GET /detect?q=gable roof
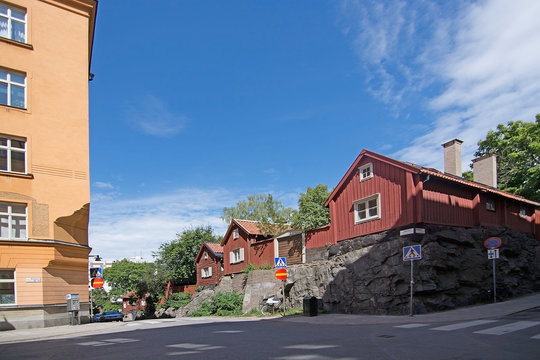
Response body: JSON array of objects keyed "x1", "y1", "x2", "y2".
[
  {"x1": 325, "y1": 149, "x2": 540, "y2": 208},
  {"x1": 325, "y1": 149, "x2": 419, "y2": 206},
  {"x1": 194, "y1": 242, "x2": 223, "y2": 264}
]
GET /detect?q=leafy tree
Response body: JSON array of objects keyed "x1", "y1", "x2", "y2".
[
  {"x1": 291, "y1": 184, "x2": 331, "y2": 231},
  {"x1": 102, "y1": 259, "x2": 155, "y2": 300},
  {"x1": 90, "y1": 288, "x2": 119, "y2": 313},
  {"x1": 191, "y1": 291, "x2": 243, "y2": 317},
  {"x1": 222, "y1": 194, "x2": 296, "y2": 236},
  {"x1": 155, "y1": 225, "x2": 221, "y2": 284},
  {"x1": 473, "y1": 114, "x2": 540, "y2": 202}
]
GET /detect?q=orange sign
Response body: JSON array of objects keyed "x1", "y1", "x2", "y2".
[
  {"x1": 275, "y1": 268, "x2": 287, "y2": 281},
  {"x1": 91, "y1": 277, "x2": 104, "y2": 288}
]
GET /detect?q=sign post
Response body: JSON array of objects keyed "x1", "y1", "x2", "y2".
[
  {"x1": 275, "y1": 259, "x2": 287, "y2": 315},
  {"x1": 484, "y1": 237, "x2": 502, "y2": 303},
  {"x1": 403, "y1": 245, "x2": 422, "y2": 316}
]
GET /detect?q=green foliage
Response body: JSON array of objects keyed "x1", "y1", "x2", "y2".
[
  {"x1": 241, "y1": 263, "x2": 273, "y2": 274},
  {"x1": 161, "y1": 292, "x2": 191, "y2": 309},
  {"x1": 191, "y1": 291, "x2": 243, "y2": 317},
  {"x1": 222, "y1": 194, "x2": 296, "y2": 236},
  {"x1": 462, "y1": 171, "x2": 473, "y2": 181},
  {"x1": 102, "y1": 259, "x2": 156, "y2": 299},
  {"x1": 90, "y1": 288, "x2": 119, "y2": 313},
  {"x1": 474, "y1": 114, "x2": 540, "y2": 202},
  {"x1": 291, "y1": 184, "x2": 331, "y2": 231},
  {"x1": 154, "y1": 225, "x2": 221, "y2": 284}
]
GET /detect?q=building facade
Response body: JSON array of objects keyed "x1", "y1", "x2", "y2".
[
  {"x1": 0, "y1": 0, "x2": 97, "y2": 329},
  {"x1": 194, "y1": 242, "x2": 223, "y2": 287}
]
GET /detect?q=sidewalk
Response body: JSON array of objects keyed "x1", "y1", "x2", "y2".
[{"x1": 1, "y1": 292, "x2": 539, "y2": 344}]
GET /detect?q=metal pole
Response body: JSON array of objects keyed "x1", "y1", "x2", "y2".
[
  {"x1": 409, "y1": 260, "x2": 414, "y2": 316},
  {"x1": 282, "y1": 280, "x2": 286, "y2": 316},
  {"x1": 492, "y1": 258, "x2": 497, "y2": 303}
]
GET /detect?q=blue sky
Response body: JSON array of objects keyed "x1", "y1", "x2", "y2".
[{"x1": 88, "y1": 0, "x2": 540, "y2": 260}]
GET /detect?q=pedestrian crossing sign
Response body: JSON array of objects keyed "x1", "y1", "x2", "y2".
[
  {"x1": 403, "y1": 245, "x2": 422, "y2": 261},
  {"x1": 275, "y1": 257, "x2": 287, "y2": 268}
]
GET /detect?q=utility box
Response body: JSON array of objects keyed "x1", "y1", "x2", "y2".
[
  {"x1": 303, "y1": 296, "x2": 318, "y2": 317},
  {"x1": 66, "y1": 294, "x2": 80, "y2": 311},
  {"x1": 66, "y1": 294, "x2": 80, "y2": 325}
]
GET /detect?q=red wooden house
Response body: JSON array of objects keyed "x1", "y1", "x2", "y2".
[
  {"x1": 194, "y1": 242, "x2": 224, "y2": 287},
  {"x1": 307, "y1": 140, "x2": 540, "y2": 249},
  {"x1": 221, "y1": 219, "x2": 275, "y2": 275}
]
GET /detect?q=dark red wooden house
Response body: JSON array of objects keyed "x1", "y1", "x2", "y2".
[
  {"x1": 194, "y1": 242, "x2": 224, "y2": 287},
  {"x1": 307, "y1": 140, "x2": 540, "y2": 249},
  {"x1": 221, "y1": 219, "x2": 275, "y2": 275}
]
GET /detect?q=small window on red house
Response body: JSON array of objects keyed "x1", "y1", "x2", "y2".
[
  {"x1": 359, "y1": 163, "x2": 373, "y2": 181},
  {"x1": 233, "y1": 228, "x2": 239, "y2": 239},
  {"x1": 486, "y1": 199, "x2": 495, "y2": 211}
]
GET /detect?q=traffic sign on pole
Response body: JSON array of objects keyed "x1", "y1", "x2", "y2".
[
  {"x1": 275, "y1": 257, "x2": 287, "y2": 268},
  {"x1": 488, "y1": 249, "x2": 500, "y2": 259},
  {"x1": 484, "y1": 237, "x2": 502, "y2": 249},
  {"x1": 403, "y1": 245, "x2": 422, "y2": 261},
  {"x1": 275, "y1": 268, "x2": 287, "y2": 281},
  {"x1": 91, "y1": 277, "x2": 104, "y2": 289}
]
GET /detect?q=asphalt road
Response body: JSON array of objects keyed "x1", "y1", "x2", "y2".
[{"x1": 1, "y1": 309, "x2": 539, "y2": 360}]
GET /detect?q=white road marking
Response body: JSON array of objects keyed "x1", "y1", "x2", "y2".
[
  {"x1": 431, "y1": 320, "x2": 498, "y2": 331},
  {"x1": 284, "y1": 344, "x2": 339, "y2": 350},
  {"x1": 473, "y1": 321, "x2": 540, "y2": 335},
  {"x1": 394, "y1": 323, "x2": 429, "y2": 328}
]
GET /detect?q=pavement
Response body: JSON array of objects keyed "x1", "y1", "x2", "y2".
[{"x1": 1, "y1": 292, "x2": 539, "y2": 344}]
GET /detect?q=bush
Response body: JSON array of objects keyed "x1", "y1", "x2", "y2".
[
  {"x1": 161, "y1": 292, "x2": 191, "y2": 309},
  {"x1": 242, "y1": 263, "x2": 273, "y2": 274},
  {"x1": 191, "y1": 291, "x2": 243, "y2": 317}
]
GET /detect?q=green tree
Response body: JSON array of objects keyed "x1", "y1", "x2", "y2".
[
  {"x1": 222, "y1": 194, "x2": 296, "y2": 236},
  {"x1": 474, "y1": 114, "x2": 540, "y2": 202},
  {"x1": 102, "y1": 259, "x2": 155, "y2": 300},
  {"x1": 155, "y1": 225, "x2": 221, "y2": 284},
  {"x1": 291, "y1": 184, "x2": 331, "y2": 231}
]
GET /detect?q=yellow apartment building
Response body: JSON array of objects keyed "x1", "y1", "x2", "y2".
[{"x1": 1, "y1": 0, "x2": 97, "y2": 329}]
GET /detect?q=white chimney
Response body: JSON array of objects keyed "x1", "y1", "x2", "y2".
[
  {"x1": 472, "y1": 154, "x2": 497, "y2": 188},
  {"x1": 442, "y1": 139, "x2": 463, "y2": 177}
]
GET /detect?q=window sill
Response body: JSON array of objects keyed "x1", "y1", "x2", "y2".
[
  {"x1": 0, "y1": 36, "x2": 33, "y2": 50},
  {"x1": 0, "y1": 171, "x2": 33, "y2": 179}
]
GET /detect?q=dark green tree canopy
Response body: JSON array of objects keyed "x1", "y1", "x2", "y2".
[
  {"x1": 291, "y1": 184, "x2": 331, "y2": 231},
  {"x1": 473, "y1": 114, "x2": 540, "y2": 202},
  {"x1": 222, "y1": 194, "x2": 296, "y2": 236},
  {"x1": 102, "y1": 259, "x2": 155, "y2": 298},
  {"x1": 154, "y1": 225, "x2": 221, "y2": 284}
]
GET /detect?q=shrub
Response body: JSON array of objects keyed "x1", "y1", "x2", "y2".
[
  {"x1": 191, "y1": 291, "x2": 243, "y2": 317},
  {"x1": 242, "y1": 263, "x2": 273, "y2": 274},
  {"x1": 161, "y1": 292, "x2": 191, "y2": 309}
]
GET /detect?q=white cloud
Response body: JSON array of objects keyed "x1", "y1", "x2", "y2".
[
  {"x1": 341, "y1": 0, "x2": 540, "y2": 170},
  {"x1": 93, "y1": 181, "x2": 114, "y2": 189},
  {"x1": 89, "y1": 187, "x2": 300, "y2": 261},
  {"x1": 126, "y1": 94, "x2": 187, "y2": 137}
]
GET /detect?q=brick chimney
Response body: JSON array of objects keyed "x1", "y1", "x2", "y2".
[
  {"x1": 442, "y1": 139, "x2": 463, "y2": 177},
  {"x1": 472, "y1": 154, "x2": 497, "y2": 188}
]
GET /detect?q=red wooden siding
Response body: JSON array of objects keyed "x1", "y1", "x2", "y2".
[
  {"x1": 249, "y1": 239, "x2": 275, "y2": 267},
  {"x1": 422, "y1": 179, "x2": 476, "y2": 227},
  {"x1": 195, "y1": 251, "x2": 223, "y2": 286},
  {"x1": 222, "y1": 229, "x2": 249, "y2": 275},
  {"x1": 330, "y1": 158, "x2": 416, "y2": 242},
  {"x1": 305, "y1": 225, "x2": 333, "y2": 249}
]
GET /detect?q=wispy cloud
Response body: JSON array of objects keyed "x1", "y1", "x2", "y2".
[
  {"x1": 126, "y1": 94, "x2": 188, "y2": 137},
  {"x1": 340, "y1": 0, "x2": 540, "y2": 170},
  {"x1": 89, "y1": 187, "x2": 300, "y2": 261},
  {"x1": 93, "y1": 181, "x2": 114, "y2": 190}
]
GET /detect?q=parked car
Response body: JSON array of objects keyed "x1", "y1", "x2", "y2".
[{"x1": 95, "y1": 311, "x2": 123, "y2": 322}]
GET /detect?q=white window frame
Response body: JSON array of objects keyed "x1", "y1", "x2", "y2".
[
  {"x1": 233, "y1": 228, "x2": 239, "y2": 239},
  {"x1": 0, "y1": 135, "x2": 26, "y2": 173},
  {"x1": 201, "y1": 267, "x2": 212, "y2": 278},
  {"x1": 486, "y1": 199, "x2": 495, "y2": 212},
  {"x1": 354, "y1": 193, "x2": 380, "y2": 224},
  {"x1": 229, "y1": 248, "x2": 244, "y2": 264},
  {"x1": 0, "y1": 269, "x2": 16, "y2": 305},
  {"x1": 0, "y1": 2, "x2": 26, "y2": 43},
  {"x1": 0, "y1": 68, "x2": 26, "y2": 108},
  {"x1": 203, "y1": 252, "x2": 208, "y2": 260},
  {"x1": 359, "y1": 163, "x2": 373, "y2": 181},
  {"x1": 519, "y1": 208, "x2": 527, "y2": 219},
  {"x1": 0, "y1": 202, "x2": 27, "y2": 240}
]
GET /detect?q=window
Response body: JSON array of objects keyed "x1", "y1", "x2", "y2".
[
  {"x1": 201, "y1": 267, "x2": 212, "y2": 278},
  {"x1": 0, "y1": 202, "x2": 27, "y2": 240},
  {"x1": 519, "y1": 208, "x2": 527, "y2": 219},
  {"x1": 354, "y1": 194, "x2": 380, "y2": 223},
  {"x1": 0, "y1": 135, "x2": 26, "y2": 173},
  {"x1": 229, "y1": 248, "x2": 244, "y2": 264},
  {"x1": 0, "y1": 3, "x2": 26, "y2": 43},
  {"x1": 0, "y1": 68, "x2": 26, "y2": 108},
  {"x1": 486, "y1": 199, "x2": 495, "y2": 211},
  {"x1": 203, "y1": 252, "x2": 208, "y2": 260},
  {"x1": 233, "y1": 228, "x2": 239, "y2": 239},
  {"x1": 359, "y1": 163, "x2": 373, "y2": 181},
  {"x1": 0, "y1": 269, "x2": 15, "y2": 304}
]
